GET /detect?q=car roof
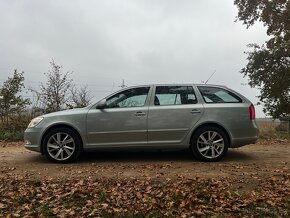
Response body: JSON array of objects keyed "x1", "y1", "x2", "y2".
[{"x1": 126, "y1": 84, "x2": 228, "y2": 88}]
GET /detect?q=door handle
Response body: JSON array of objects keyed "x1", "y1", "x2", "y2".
[
  {"x1": 190, "y1": 109, "x2": 201, "y2": 114},
  {"x1": 135, "y1": 111, "x2": 146, "y2": 116}
]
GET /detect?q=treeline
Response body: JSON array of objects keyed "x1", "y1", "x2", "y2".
[{"x1": 0, "y1": 60, "x2": 92, "y2": 140}]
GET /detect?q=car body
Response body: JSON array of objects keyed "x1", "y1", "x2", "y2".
[{"x1": 24, "y1": 84, "x2": 259, "y2": 163}]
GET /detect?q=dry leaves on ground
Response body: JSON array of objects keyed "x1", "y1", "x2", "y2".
[{"x1": 0, "y1": 170, "x2": 289, "y2": 217}]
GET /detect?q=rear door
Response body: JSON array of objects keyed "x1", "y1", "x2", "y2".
[{"x1": 147, "y1": 85, "x2": 204, "y2": 144}]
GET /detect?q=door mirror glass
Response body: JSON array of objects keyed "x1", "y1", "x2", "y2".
[{"x1": 96, "y1": 99, "x2": 107, "y2": 109}]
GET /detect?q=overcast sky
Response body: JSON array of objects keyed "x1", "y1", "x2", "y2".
[{"x1": 0, "y1": 0, "x2": 269, "y2": 117}]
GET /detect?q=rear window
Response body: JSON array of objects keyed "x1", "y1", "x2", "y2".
[{"x1": 197, "y1": 86, "x2": 242, "y2": 103}]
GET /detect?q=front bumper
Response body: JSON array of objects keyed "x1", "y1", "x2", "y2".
[
  {"x1": 24, "y1": 127, "x2": 42, "y2": 153},
  {"x1": 24, "y1": 143, "x2": 41, "y2": 152}
]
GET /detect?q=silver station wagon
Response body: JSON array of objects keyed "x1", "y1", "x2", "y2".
[{"x1": 24, "y1": 84, "x2": 259, "y2": 163}]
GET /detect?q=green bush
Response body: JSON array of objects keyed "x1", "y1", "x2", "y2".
[{"x1": 0, "y1": 129, "x2": 24, "y2": 141}]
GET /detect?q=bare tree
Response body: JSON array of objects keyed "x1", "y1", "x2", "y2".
[
  {"x1": 68, "y1": 85, "x2": 92, "y2": 108},
  {"x1": 27, "y1": 91, "x2": 45, "y2": 118},
  {"x1": 32, "y1": 60, "x2": 73, "y2": 113}
]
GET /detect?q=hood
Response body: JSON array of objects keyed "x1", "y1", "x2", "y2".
[{"x1": 41, "y1": 107, "x2": 88, "y2": 118}]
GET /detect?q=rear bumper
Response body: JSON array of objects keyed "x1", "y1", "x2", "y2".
[
  {"x1": 230, "y1": 127, "x2": 259, "y2": 148},
  {"x1": 231, "y1": 136, "x2": 259, "y2": 148}
]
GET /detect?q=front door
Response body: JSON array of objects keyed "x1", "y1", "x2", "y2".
[{"x1": 86, "y1": 86, "x2": 151, "y2": 146}]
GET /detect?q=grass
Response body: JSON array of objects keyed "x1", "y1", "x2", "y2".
[
  {"x1": 41, "y1": 204, "x2": 54, "y2": 217},
  {"x1": 257, "y1": 120, "x2": 289, "y2": 140},
  {"x1": 98, "y1": 193, "x2": 108, "y2": 203},
  {"x1": 239, "y1": 202, "x2": 283, "y2": 217}
]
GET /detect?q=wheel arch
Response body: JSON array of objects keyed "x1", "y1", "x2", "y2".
[
  {"x1": 189, "y1": 122, "x2": 232, "y2": 147},
  {"x1": 40, "y1": 123, "x2": 84, "y2": 155}
]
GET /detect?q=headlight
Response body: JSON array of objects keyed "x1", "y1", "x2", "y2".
[{"x1": 27, "y1": 117, "x2": 44, "y2": 128}]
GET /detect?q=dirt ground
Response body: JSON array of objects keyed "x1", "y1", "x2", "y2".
[
  {"x1": 1, "y1": 140, "x2": 289, "y2": 190},
  {"x1": 0, "y1": 140, "x2": 289, "y2": 217}
]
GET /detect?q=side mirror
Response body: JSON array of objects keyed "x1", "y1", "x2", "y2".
[{"x1": 96, "y1": 99, "x2": 107, "y2": 109}]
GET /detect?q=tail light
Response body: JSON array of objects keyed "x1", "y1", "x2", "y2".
[{"x1": 249, "y1": 104, "x2": 255, "y2": 120}]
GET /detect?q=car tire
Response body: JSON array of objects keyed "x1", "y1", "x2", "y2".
[
  {"x1": 43, "y1": 127, "x2": 82, "y2": 163},
  {"x1": 190, "y1": 126, "x2": 228, "y2": 162}
]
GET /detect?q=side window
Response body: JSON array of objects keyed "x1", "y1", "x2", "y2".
[
  {"x1": 155, "y1": 86, "x2": 197, "y2": 106},
  {"x1": 106, "y1": 87, "x2": 150, "y2": 108},
  {"x1": 197, "y1": 86, "x2": 242, "y2": 103}
]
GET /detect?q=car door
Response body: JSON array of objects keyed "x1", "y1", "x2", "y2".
[
  {"x1": 86, "y1": 86, "x2": 152, "y2": 146},
  {"x1": 147, "y1": 85, "x2": 204, "y2": 144}
]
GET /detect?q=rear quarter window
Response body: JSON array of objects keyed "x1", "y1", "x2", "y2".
[{"x1": 197, "y1": 86, "x2": 242, "y2": 103}]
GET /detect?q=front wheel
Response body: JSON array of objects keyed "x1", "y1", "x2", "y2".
[
  {"x1": 43, "y1": 128, "x2": 82, "y2": 163},
  {"x1": 190, "y1": 126, "x2": 228, "y2": 162}
]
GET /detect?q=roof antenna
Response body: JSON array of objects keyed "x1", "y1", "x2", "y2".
[
  {"x1": 110, "y1": 82, "x2": 115, "y2": 93},
  {"x1": 119, "y1": 79, "x2": 126, "y2": 88},
  {"x1": 203, "y1": 70, "x2": 216, "y2": 84}
]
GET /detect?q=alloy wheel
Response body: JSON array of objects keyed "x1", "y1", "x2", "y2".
[
  {"x1": 196, "y1": 131, "x2": 225, "y2": 159},
  {"x1": 47, "y1": 132, "x2": 75, "y2": 161}
]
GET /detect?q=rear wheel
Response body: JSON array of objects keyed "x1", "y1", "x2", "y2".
[
  {"x1": 190, "y1": 126, "x2": 228, "y2": 162},
  {"x1": 43, "y1": 128, "x2": 82, "y2": 163}
]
